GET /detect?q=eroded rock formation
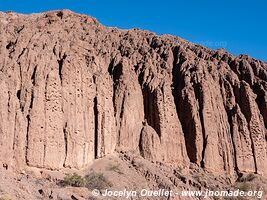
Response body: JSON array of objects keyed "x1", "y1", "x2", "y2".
[{"x1": 0, "y1": 10, "x2": 266, "y2": 177}]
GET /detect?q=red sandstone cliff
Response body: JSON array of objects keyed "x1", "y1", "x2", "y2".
[{"x1": 0, "y1": 10, "x2": 266, "y2": 178}]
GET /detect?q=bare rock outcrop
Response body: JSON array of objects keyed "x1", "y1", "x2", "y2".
[
  {"x1": 0, "y1": 10, "x2": 266, "y2": 178},
  {"x1": 139, "y1": 122, "x2": 163, "y2": 162}
]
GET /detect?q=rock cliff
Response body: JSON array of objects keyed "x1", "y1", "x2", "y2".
[{"x1": 0, "y1": 10, "x2": 266, "y2": 178}]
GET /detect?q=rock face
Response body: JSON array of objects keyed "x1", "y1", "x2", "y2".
[{"x1": 0, "y1": 10, "x2": 266, "y2": 177}]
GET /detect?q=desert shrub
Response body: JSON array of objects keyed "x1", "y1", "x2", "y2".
[
  {"x1": 88, "y1": 197, "x2": 97, "y2": 200},
  {"x1": 63, "y1": 173, "x2": 85, "y2": 187},
  {"x1": 0, "y1": 194, "x2": 12, "y2": 200},
  {"x1": 238, "y1": 173, "x2": 257, "y2": 182},
  {"x1": 176, "y1": 166, "x2": 183, "y2": 173},
  {"x1": 85, "y1": 172, "x2": 112, "y2": 190},
  {"x1": 107, "y1": 164, "x2": 123, "y2": 174},
  {"x1": 236, "y1": 182, "x2": 252, "y2": 192}
]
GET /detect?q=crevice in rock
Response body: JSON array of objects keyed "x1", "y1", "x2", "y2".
[
  {"x1": 100, "y1": 114, "x2": 105, "y2": 157},
  {"x1": 142, "y1": 85, "x2": 161, "y2": 137},
  {"x1": 108, "y1": 59, "x2": 117, "y2": 118},
  {"x1": 107, "y1": 58, "x2": 115, "y2": 76},
  {"x1": 137, "y1": 68, "x2": 145, "y2": 86},
  {"x1": 26, "y1": 86, "x2": 35, "y2": 164},
  {"x1": 109, "y1": 62, "x2": 123, "y2": 82},
  {"x1": 226, "y1": 107, "x2": 238, "y2": 172},
  {"x1": 52, "y1": 44, "x2": 57, "y2": 56},
  {"x1": 57, "y1": 54, "x2": 67, "y2": 84},
  {"x1": 38, "y1": 189, "x2": 44, "y2": 196},
  {"x1": 108, "y1": 62, "x2": 122, "y2": 105},
  {"x1": 17, "y1": 48, "x2": 26, "y2": 60},
  {"x1": 138, "y1": 126, "x2": 145, "y2": 157},
  {"x1": 7, "y1": 91, "x2": 11, "y2": 112},
  {"x1": 16, "y1": 90, "x2": 21, "y2": 100},
  {"x1": 192, "y1": 83, "x2": 206, "y2": 168},
  {"x1": 92, "y1": 75, "x2": 96, "y2": 85},
  {"x1": 71, "y1": 195, "x2": 78, "y2": 200},
  {"x1": 119, "y1": 93, "x2": 126, "y2": 120},
  {"x1": 115, "y1": 91, "x2": 126, "y2": 147},
  {"x1": 25, "y1": 114, "x2": 30, "y2": 164},
  {"x1": 56, "y1": 11, "x2": 64, "y2": 19},
  {"x1": 31, "y1": 65, "x2": 37, "y2": 85},
  {"x1": 29, "y1": 90, "x2": 34, "y2": 109},
  {"x1": 6, "y1": 40, "x2": 17, "y2": 57},
  {"x1": 3, "y1": 163, "x2": 8, "y2": 170},
  {"x1": 178, "y1": 94, "x2": 198, "y2": 163},
  {"x1": 63, "y1": 122, "x2": 68, "y2": 167},
  {"x1": 137, "y1": 62, "x2": 162, "y2": 137},
  {"x1": 108, "y1": 61, "x2": 123, "y2": 143},
  {"x1": 16, "y1": 25, "x2": 25, "y2": 34},
  {"x1": 137, "y1": 63, "x2": 161, "y2": 137},
  {"x1": 6, "y1": 41, "x2": 14, "y2": 50},
  {"x1": 171, "y1": 46, "x2": 182, "y2": 107},
  {"x1": 93, "y1": 96, "x2": 98, "y2": 159},
  {"x1": 12, "y1": 112, "x2": 17, "y2": 151},
  {"x1": 42, "y1": 75, "x2": 49, "y2": 168},
  {"x1": 16, "y1": 61, "x2": 24, "y2": 112}
]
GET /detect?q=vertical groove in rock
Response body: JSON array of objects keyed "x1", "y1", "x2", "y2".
[
  {"x1": 238, "y1": 84, "x2": 257, "y2": 172},
  {"x1": 57, "y1": 53, "x2": 67, "y2": 84},
  {"x1": 108, "y1": 62, "x2": 123, "y2": 146},
  {"x1": 171, "y1": 47, "x2": 194, "y2": 162},
  {"x1": 93, "y1": 96, "x2": 98, "y2": 159},
  {"x1": 171, "y1": 46, "x2": 181, "y2": 120},
  {"x1": 142, "y1": 86, "x2": 161, "y2": 137},
  {"x1": 192, "y1": 83, "x2": 206, "y2": 168},
  {"x1": 25, "y1": 114, "x2": 30, "y2": 164},
  {"x1": 63, "y1": 122, "x2": 68, "y2": 167},
  {"x1": 226, "y1": 107, "x2": 238, "y2": 172},
  {"x1": 108, "y1": 58, "x2": 117, "y2": 118},
  {"x1": 220, "y1": 76, "x2": 239, "y2": 173},
  {"x1": 31, "y1": 65, "x2": 37, "y2": 85},
  {"x1": 17, "y1": 48, "x2": 26, "y2": 60},
  {"x1": 118, "y1": 92, "x2": 126, "y2": 143}
]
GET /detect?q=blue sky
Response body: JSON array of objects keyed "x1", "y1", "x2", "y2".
[{"x1": 1, "y1": 0, "x2": 266, "y2": 61}]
